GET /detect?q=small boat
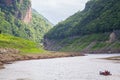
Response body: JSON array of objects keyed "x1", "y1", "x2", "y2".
[{"x1": 99, "y1": 70, "x2": 112, "y2": 76}]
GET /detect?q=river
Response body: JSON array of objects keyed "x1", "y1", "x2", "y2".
[{"x1": 0, "y1": 54, "x2": 120, "y2": 80}]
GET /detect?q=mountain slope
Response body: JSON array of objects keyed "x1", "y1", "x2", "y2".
[
  {"x1": 28, "y1": 9, "x2": 53, "y2": 42},
  {"x1": 0, "y1": 0, "x2": 52, "y2": 42},
  {"x1": 0, "y1": 34, "x2": 46, "y2": 53},
  {"x1": 44, "y1": 0, "x2": 120, "y2": 53},
  {"x1": 45, "y1": 0, "x2": 120, "y2": 39}
]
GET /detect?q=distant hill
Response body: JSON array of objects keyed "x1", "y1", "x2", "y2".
[
  {"x1": 44, "y1": 0, "x2": 120, "y2": 53},
  {"x1": 0, "y1": 0, "x2": 52, "y2": 42}
]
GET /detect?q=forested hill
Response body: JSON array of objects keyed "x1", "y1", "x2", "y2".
[
  {"x1": 29, "y1": 9, "x2": 53, "y2": 42},
  {"x1": 44, "y1": 0, "x2": 120, "y2": 52},
  {"x1": 0, "y1": 0, "x2": 52, "y2": 42}
]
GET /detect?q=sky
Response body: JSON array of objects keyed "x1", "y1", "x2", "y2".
[{"x1": 31, "y1": 0, "x2": 89, "y2": 25}]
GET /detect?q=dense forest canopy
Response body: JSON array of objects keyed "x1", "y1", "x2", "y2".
[{"x1": 45, "y1": 0, "x2": 120, "y2": 40}]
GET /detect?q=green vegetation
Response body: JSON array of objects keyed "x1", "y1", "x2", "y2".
[
  {"x1": 0, "y1": 34, "x2": 46, "y2": 54},
  {"x1": 45, "y1": 0, "x2": 120, "y2": 39},
  {"x1": 0, "y1": 0, "x2": 52, "y2": 42},
  {"x1": 59, "y1": 33, "x2": 108, "y2": 51},
  {"x1": 112, "y1": 41, "x2": 120, "y2": 49},
  {"x1": 29, "y1": 9, "x2": 53, "y2": 42},
  {"x1": 44, "y1": 0, "x2": 120, "y2": 52},
  {"x1": 59, "y1": 33, "x2": 120, "y2": 52},
  {"x1": 0, "y1": 0, "x2": 31, "y2": 20}
]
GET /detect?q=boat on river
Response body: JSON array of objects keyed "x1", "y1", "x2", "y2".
[{"x1": 99, "y1": 70, "x2": 112, "y2": 76}]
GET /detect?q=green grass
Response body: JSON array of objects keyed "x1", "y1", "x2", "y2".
[
  {"x1": 59, "y1": 33, "x2": 118, "y2": 52},
  {"x1": 0, "y1": 34, "x2": 46, "y2": 54},
  {"x1": 112, "y1": 41, "x2": 120, "y2": 49},
  {"x1": 91, "y1": 42, "x2": 109, "y2": 50}
]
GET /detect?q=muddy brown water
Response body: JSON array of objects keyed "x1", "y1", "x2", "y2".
[{"x1": 0, "y1": 54, "x2": 120, "y2": 80}]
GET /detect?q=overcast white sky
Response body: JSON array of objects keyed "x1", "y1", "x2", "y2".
[{"x1": 31, "y1": 0, "x2": 89, "y2": 25}]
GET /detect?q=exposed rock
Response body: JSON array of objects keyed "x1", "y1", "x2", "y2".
[
  {"x1": 0, "y1": 48, "x2": 20, "y2": 54},
  {"x1": 44, "y1": 38, "x2": 62, "y2": 51},
  {"x1": 107, "y1": 30, "x2": 120, "y2": 43},
  {"x1": 0, "y1": 0, "x2": 32, "y2": 24},
  {"x1": 23, "y1": 7, "x2": 32, "y2": 23},
  {"x1": 109, "y1": 32, "x2": 116, "y2": 43}
]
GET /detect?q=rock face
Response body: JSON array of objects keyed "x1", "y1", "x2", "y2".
[
  {"x1": 108, "y1": 30, "x2": 120, "y2": 43},
  {"x1": 109, "y1": 32, "x2": 116, "y2": 43},
  {"x1": 0, "y1": 48, "x2": 20, "y2": 54},
  {"x1": 0, "y1": 0, "x2": 32, "y2": 23},
  {"x1": 23, "y1": 7, "x2": 32, "y2": 23}
]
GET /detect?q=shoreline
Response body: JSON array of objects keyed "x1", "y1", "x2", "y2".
[
  {"x1": 0, "y1": 52, "x2": 84, "y2": 69},
  {"x1": 104, "y1": 56, "x2": 120, "y2": 61},
  {"x1": 1, "y1": 52, "x2": 119, "y2": 69}
]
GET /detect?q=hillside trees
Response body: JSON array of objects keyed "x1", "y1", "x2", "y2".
[
  {"x1": 45, "y1": 0, "x2": 120, "y2": 40},
  {"x1": 0, "y1": 0, "x2": 52, "y2": 42}
]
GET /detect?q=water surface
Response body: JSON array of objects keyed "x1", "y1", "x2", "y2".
[{"x1": 0, "y1": 54, "x2": 120, "y2": 80}]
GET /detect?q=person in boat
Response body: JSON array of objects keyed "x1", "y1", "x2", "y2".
[{"x1": 99, "y1": 70, "x2": 112, "y2": 75}]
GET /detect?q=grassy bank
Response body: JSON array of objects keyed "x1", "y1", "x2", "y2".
[{"x1": 0, "y1": 34, "x2": 46, "y2": 54}]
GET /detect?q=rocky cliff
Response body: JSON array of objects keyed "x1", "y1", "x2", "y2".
[
  {"x1": 23, "y1": 7, "x2": 32, "y2": 23},
  {"x1": 0, "y1": 0, "x2": 32, "y2": 23}
]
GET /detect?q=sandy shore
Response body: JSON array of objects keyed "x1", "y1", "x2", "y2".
[
  {"x1": 104, "y1": 56, "x2": 120, "y2": 61},
  {"x1": 0, "y1": 52, "x2": 84, "y2": 69}
]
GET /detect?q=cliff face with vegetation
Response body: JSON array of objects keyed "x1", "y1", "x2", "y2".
[
  {"x1": 0, "y1": 0, "x2": 32, "y2": 23},
  {"x1": 0, "y1": 0, "x2": 52, "y2": 42},
  {"x1": 44, "y1": 0, "x2": 120, "y2": 53}
]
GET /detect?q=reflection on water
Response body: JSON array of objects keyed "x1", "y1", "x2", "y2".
[{"x1": 0, "y1": 54, "x2": 120, "y2": 80}]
